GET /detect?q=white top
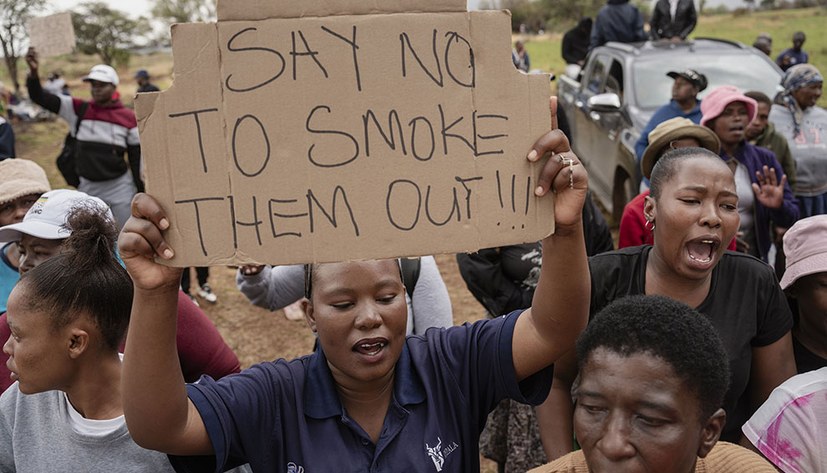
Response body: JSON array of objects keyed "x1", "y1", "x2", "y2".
[
  {"x1": 742, "y1": 367, "x2": 827, "y2": 473},
  {"x1": 734, "y1": 162, "x2": 758, "y2": 256},
  {"x1": 669, "y1": 0, "x2": 680, "y2": 20},
  {"x1": 64, "y1": 392, "x2": 124, "y2": 437}
]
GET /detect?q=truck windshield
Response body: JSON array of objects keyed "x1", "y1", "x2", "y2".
[{"x1": 633, "y1": 54, "x2": 781, "y2": 109}]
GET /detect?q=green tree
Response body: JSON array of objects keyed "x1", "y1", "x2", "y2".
[
  {"x1": 152, "y1": 0, "x2": 216, "y2": 24},
  {"x1": 72, "y1": 2, "x2": 149, "y2": 67},
  {"x1": 0, "y1": 0, "x2": 46, "y2": 94}
]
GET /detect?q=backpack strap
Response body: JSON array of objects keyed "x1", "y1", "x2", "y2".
[
  {"x1": 74, "y1": 102, "x2": 90, "y2": 136},
  {"x1": 400, "y1": 257, "x2": 421, "y2": 300}
]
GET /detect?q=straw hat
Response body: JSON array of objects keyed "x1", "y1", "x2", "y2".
[
  {"x1": 0, "y1": 159, "x2": 51, "y2": 205},
  {"x1": 641, "y1": 117, "x2": 721, "y2": 180}
]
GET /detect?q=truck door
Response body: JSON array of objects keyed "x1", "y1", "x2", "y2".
[{"x1": 572, "y1": 54, "x2": 625, "y2": 206}]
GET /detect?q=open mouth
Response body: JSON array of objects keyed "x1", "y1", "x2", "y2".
[
  {"x1": 686, "y1": 239, "x2": 719, "y2": 264},
  {"x1": 353, "y1": 339, "x2": 387, "y2": 356}
]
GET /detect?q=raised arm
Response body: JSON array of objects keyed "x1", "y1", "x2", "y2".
[
  {"x1": 119, "y1": 193, "x2": 212, "y2": 455},
  {"x1": 511, "y1": 98, "x2": 590, "y2": 381},
  {"x1": 236, "y1": 264, "x2": 305, "y2": 311},
  {"x1": 24, "y1": 48, "x2": 61, "y2": 114}
]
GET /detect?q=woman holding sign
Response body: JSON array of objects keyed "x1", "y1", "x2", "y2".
[{"x1": 118, "y1": 102, "x2": 589, "y2": 472}]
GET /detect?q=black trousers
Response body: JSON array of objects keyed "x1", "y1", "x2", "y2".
[{"x1": 181, "y1": 267, "x2": 209, "y2": 293}]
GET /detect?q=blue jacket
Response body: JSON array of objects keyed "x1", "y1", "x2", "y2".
[
  {"x1": 729, "y1": 142, "x2": 799, "y2": 262},
  {"x1": 635, "y1": 99, "x2": 703, "y2": 161},
  {"x1": 590, "y1": 0, "x2": 647, "y2": 50}
]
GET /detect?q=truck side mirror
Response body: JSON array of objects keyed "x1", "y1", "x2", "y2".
[{"x1": 587, "y1": 93, "x2": 621, "y2": 113}]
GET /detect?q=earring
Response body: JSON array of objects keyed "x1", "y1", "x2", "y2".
[{"x1": 645, "y1": 218, "x2": 655, "y2": 231}]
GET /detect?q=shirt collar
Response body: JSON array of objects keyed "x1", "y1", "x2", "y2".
[
  {"x1": 669, "y1": 99, "x2": 701, "y2": 115},
  {"x1": 303, "y1": 342, "x2": 426, "y2": 419}
]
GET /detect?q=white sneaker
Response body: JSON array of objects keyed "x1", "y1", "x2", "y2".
[
  {"x1": 186, "y1": 294, "x2": 200, "y2": 307},
  {"x1": 197, "y1": 284, "x2": 218, "y2": 303}
]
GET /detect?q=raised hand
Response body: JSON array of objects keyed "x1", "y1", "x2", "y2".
[
  {"x1": 25, "y1": 47, "x2": 39, "y2": 73},
  {"x1": 240, "y1": 264, "x2": 266, "y2": 276},
  {"x1": 527, "y1": 97, "x2": 588, "y2": 233},
  {"x1": 752, "y1": 165, "x2": 786, "y2": 209},
  {"x1": 118, "y1": 193, "x2": 183, "y2": 291}
]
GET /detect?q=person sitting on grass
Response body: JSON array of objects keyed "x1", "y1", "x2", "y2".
[{"x1": 529, "y1": 295, "x2": 777, "y2": 473}]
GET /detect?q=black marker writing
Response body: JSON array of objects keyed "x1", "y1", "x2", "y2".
[
  {"x1": 228, "y1": 194, "x2": 263, "y2": 249},
  {"x1": 225, "y1": 27, "x2": 286, "y2": 92},
  {"x1": 232, "y1": 114, "x2": 271, "y2": 177},
  {"x1": 175, "y1": 197, "x2": 225, "y2": 256},
  {"x1": 306, "y1": 105, "x2": 360, "y2": 168},
  {"x1": 321, "y1": 25, "x2": 362, "y2": 92},
  {"x1": 306, "y1": 186, "x2": 360, "y2": 236},
  {"x1": 168, "y1": 108, "x2": 219, "y2": 173},
  {"x1": 291, "y1": 30, "x2": 329, "y2": 81}
]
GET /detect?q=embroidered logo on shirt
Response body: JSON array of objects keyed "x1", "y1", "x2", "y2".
[
  {"x1": 425, "y1": 438, "x2": 444, "y2": 471},
  {"x1": 425, "y1": 437, "x2": 459, "y2": 471},
  {"x1": 286, "y1": 462, "x2": 304, "y2": 473}
]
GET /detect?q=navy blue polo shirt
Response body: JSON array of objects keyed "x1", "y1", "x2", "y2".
[{"x1": 169, "y1": 310, "x2": 553, "y2": 472}]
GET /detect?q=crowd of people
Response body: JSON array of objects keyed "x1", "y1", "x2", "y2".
[{"x1": 0, "y1": 8, "x2": 824, "y2": 473}]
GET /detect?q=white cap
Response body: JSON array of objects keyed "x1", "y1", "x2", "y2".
[
  {"x1": 0, "y1": 189, "x2": 113, "y2": 242},
  {"x1": 82, "y1": 64, "x2": 119, "y2": 86}
]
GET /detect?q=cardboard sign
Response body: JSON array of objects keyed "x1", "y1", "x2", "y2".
[
  {"x1": 27, "y1": 12, "x2": 76, "y2": 58},
  {"x1": 136, "y1": 0, "x2": 553, "y2": 266}
]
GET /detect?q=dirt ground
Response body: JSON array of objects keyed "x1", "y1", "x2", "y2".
[{"x1": 15, "y1": 119, "x2": 499, "y2": 470}]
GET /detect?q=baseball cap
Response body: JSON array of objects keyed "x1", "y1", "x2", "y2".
[
  {"x1": 0, "y1": 159, "x2": 51, "y2": 205},
  {"x1": 779, "y1": 215, "x2": 827, "y2": 290},
  {"x1": 134, "y1": 69, "x2": 150, "y2": 79},
  {"x1": 0, "y1": 189, "x2": 112, "y2": 243},
  {"x1": 83, "y1": 64, "x2": 119, "y2": 86},
  {"x1": 667, "y1": 69, "x2": 708, "y2": 92}
]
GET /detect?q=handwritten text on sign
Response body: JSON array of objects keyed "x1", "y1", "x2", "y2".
[{"x1": 136, "y1": 10, "x2": 552, "y2": 265}]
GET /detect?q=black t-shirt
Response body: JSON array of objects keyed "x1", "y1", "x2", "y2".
[
  {"x1": 793, "y1": 336, "x2": 827, "y2": 374},
  {"x1": 589, "y1": 246, "x2": 793, "y2": 442}
]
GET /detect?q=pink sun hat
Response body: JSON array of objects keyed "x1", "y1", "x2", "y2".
[
  {"x1": 779, "y1": 215, "x2": 827, "y2": 290},
  {"x1": 700, "y1": 85, "x2": 757, "y2": 128}
]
